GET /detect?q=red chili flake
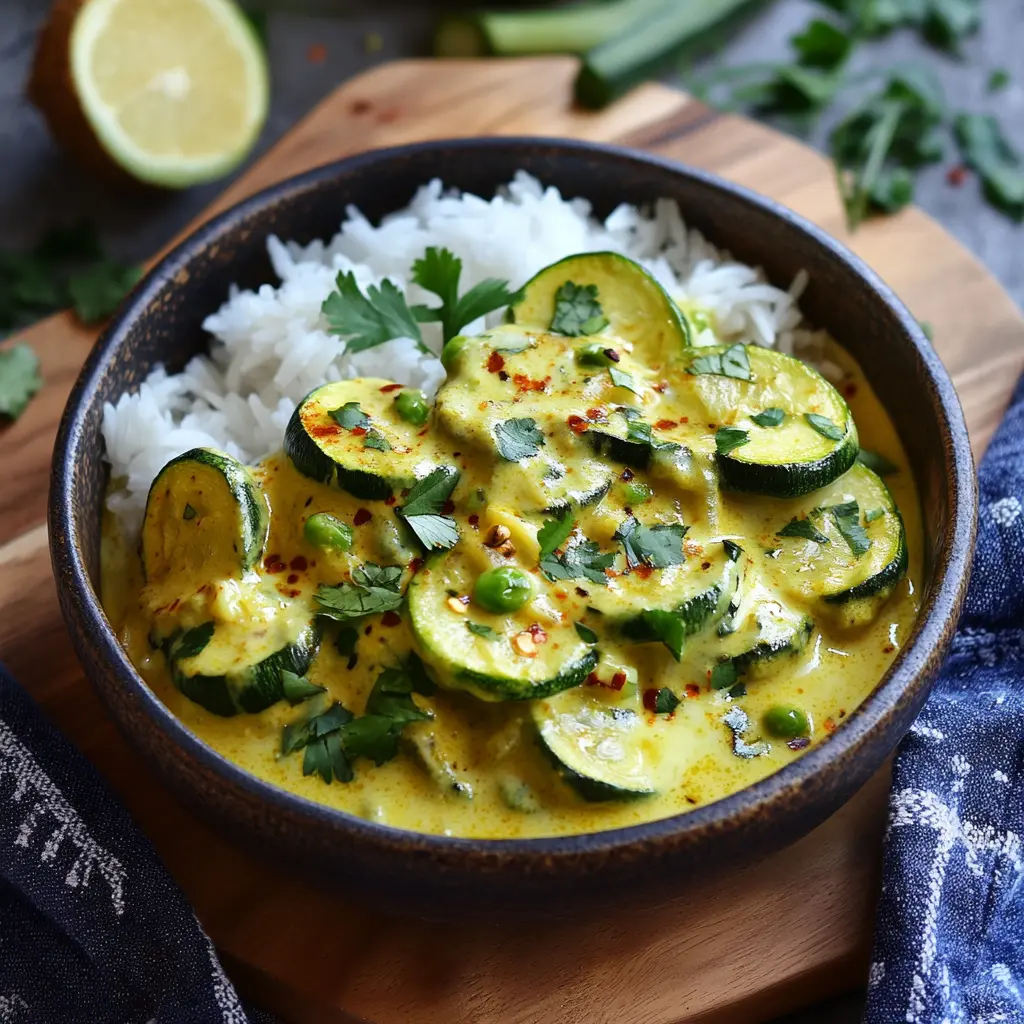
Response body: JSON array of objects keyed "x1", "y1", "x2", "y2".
[
  {"x1": 498, "y1": 371, "x2": 510, "y2": 382},
  {"x1": 381, "y1": 610, "x2": 402, "y2": 627},
  {"x1": 384, "y1": 495, "x2": 397, "y2": 506},
  {"x1": 685, "y1": 796, "x2": 698, "y2": 805},
  {"x1": 708, "y1": 423, "x2": 717, "y2": 430},
  {"x1": 307, "y1": 43, "x2": 327, "y2": 64},
  {"x1": 585, "y1": 672, "x2": 602, "y2": 687},
  {"x1": 610, "y1": 672, "x2": 627, "y2": 691},
  {"x1": 947, "y1": 164, "x2": 968, "y2": 187},
  {"x1": 487, "y1": 352, "x2": 505, "y2": 373},
  {"x1": 290, "y1": 555, "x2": 308, "y2": 572},
  {"x1": 843, "y1": 381, "x2": 858, "y2": 399},
  {"x1": 824, "y1": 717, "x2": 836, "y2": 733},
  {"x1": 642, "y1": 689, "x2": 660, "y2": 712},
  {"x1": 554, "y1": 590, "x2": 567, "y2": 601},
  {"x1": 513, "y1": 373, "x2": 548, "y2": 392},
  {"x1": 575, "y1": 586, "x2": 589, "y2": 598},
  {"x1": 655, "y1": 419, "x2": 677, "y2": 430},
  {"x1": 567, "y1": 414, "x2": 589, "y2": 434},
  {"x1": 263, "y1": 553, "x2": 287, "y2": 573},
  {"x1": 287, "y1": 573, "x2": 299, "y2": 584},
  {"x1": 304, "y1": 496, "x2": 313, "y2": 508},
  {"x1": 409, "y1": 557, "x2": 423, "y2": 574},
  {"x1": 468, "y1": 514, "x2": 480, "y2": 527},
  {"x1": 701, "y1": 561, "x2": 711, "y2": 571},
  {"x1": 364, "y1": 625, "x2": 373, "y2": 636},
  {"x1": 353, "y1": 508, "x2": 372, "y2": 526},
  {"x1": 883, "y1": 643, "x2": 896, "y2": 654},
  {"x1": 621, "y1": 468, "x2": 635, "y2": 481},
  {"x1": 418, "y1": 429, "x2": 429, "y2": 437},
  {"x1": 310, "y1": 424, "x2": 341, "y2": 438},
  {"x1": 838, "y1": 709, "x2": 847, "y2": 719},
  {"x1": 453, "y1": 452, "x2": 461, "y2": 458},
  {"x1": 586, "y1": 407, "x2": 607, "y2": 422},
  {"x1": 679, "y1": 416, "x2": 689, "y2": 424},
  {"x1": 527, "y1": 624, "x2": 548, "y2": 644},
  {"x1": 633, "y1": 565, "x2": 654, "y2": 579},
  {"x1": 350, "y1": 426, "x2": 367, "y2": 437},
  {"x1": 685, "y1": 683, "x2": 701, "y2": 698},
  {"x1": 788, "y1": 737, "x2": 811, "y2": 751},
  {"x1": 379, "y1": 383, "x2": 403, "y2": 393},
  {"x1": 167, "y1": 598, "x2": 180, "y2": 613},
  {"x1": 600, "y1": 348, "x2": 619, "y2": 363},
  {"x1": 442, "y1": 499, "x2": 455, "y2": 515},
  {"x1": 653, "y1": 382, "x2": 668, "y2": 393}
]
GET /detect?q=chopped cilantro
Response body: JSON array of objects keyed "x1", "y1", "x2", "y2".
[
  {"x1": 173, "y1": 622, "x2": 215, "y2": 660},
  {"x1": 494, "y1": 417, "x2": 545, "y2": 461},
  {"x1": 331, "y1": 402, "x2": 369, "y2": 430},
  {"x1": 574, "y1": 621, "x2": 599, "y2": 644},
  {"x1": 0, "y1": 344, "x2": 42, "y2": 421},
  {"x1": 715, "y1": 426, "x2": 750, "y2": 456},
  {"x1": 537, "y1": 512, "x2": 575, "y2": 561},
  {"x1": 778, "y1": 517, "x2": 830, "y2": 544},
  {"x1": 550, "y1": 281, "x2": 609, "y2": 337},
  {"x1": 467, "y1": 622, "x2": 497, "y2": 640},
  {"x1": 651, "y1": 688, "x2": 681, "y2": 715},
  {"x1": 865, "y1": 507, "x2": 886, "y2": 523},
  {"x1": 988, "y1": 69, "x2": 1010, "y2": 94},
  {"x1": 805, "y1": 413, "x2": 845, "y2": 440},
  {"x1": 723, "y1": 539, "x2": 744, "y2": 562},
  {"x1": 615, "y1": 516, "x2": 687, "y2": 569},
  {"x1": 540, "y1": 537, "x2": 615, "y2": 586},
  {"x1": 322, "y1": 270, "x2": 428, "y2": 356},
  {"x1": 363, "y1": 427, "x2": 391, "y2": 451},
  {"x1": 688, "y1": 343, "x2": 751, "y2": 381},
  {"x1": 68, "y1": 262, "x2": 142, "y2": 324},
  {"x1": 316, "y1": 563, "x2": 405, "y2": 622},
  {"x1": 827, "y1": 500, "x2": 873, "y2": 556},
  {"x1": 751, "y1": 407, "x2": 784, "y2": 427},
  {"x1": 608, "y1": 366, "x2": 640, "y2": 394},
  {"x1": 281, "y1": 670, "x2": 327, "y2": 705},
  {"x1": 710, "y1": 660, "x2": 739, "y2": 690},
  {"x1": 398, "y1": 467, "x2": 460, "y2": 552}
]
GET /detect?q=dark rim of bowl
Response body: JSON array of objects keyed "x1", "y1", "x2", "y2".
[{"x1": 50, "y1": 136, "x2": 977, "y2": 863}]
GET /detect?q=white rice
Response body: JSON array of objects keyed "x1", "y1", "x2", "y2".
[{"x1": 102, "y1": 171, "x2": 820, "y2": 530}]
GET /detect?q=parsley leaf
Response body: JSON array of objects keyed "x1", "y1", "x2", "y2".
[
  {"x1": 411, "y1": 247, "x2": 517, "y2": 344},
  {"x1": 494, "y1": 417, "x2": 545, "y2": 462},
  {"x1": 615, "y1": 516, "x2": 687, "y2": 569},
  {"x1": 316, "y1": 563, "x2": 405, "y2": 622},
  {"x1": 711, "y1": 661, "x2": 739, "y2": 690},
  {"x1": 631, "y1": 610, "x2": 687, "y2": 661},
  {"x1": 778, "y1": 517, "x2": 830, "y2": 543},
  {"x1": 398, "y1": 467, "x2": 460, "y2": 552},
  {"x1": 954, "y1": 114, "x2": 1024, "y2": 220},
  {"x1": 68, "y1": 262, "x2": 142, "y2": 324},
  {"x1": 688, "y1": 343, "x2": 751, "y2": 380},
  {"x1": 574, "y1": 621, "x2": 599, "y2": 644},
  {"x1": 857, "y1": 448, "x2": 899, "y2": 475},
  {"x1": 363, "y1": 428, "x2": 391, "y2": 452},
  {"x1": 550, "y1": 282, "x2": 609, "y2": 337},
  {"x1": 281, "y1": 670, "x2": 327, "y2": 705},
  {"x1": 865, "y1": 507, "x2": 886, "y2": 523},
  {"x1": 608, "y1": 367, "x2": 640, "y2": 394},
  {"x1": 0, "y1": 344, "x2": 42, "y2": 420},
  {"x1": 751, "y1": 407, "x2": 784, "y2": 427},
  {"x1": 403, "y1": 514, "x2": 460, "y2": 551},
  {"x1": 173, "y1": 622, "x2": 215, "y2": 660},
  {"x1": 537, "y1": 512, "x2": 575, "y2": 561},
  {"x1": 331, "y1": 402, "x2": 368, "y2": 430},
  {"x1": 805, "y1": 413, "x2": 845, "y2": 440},
  {"x1": 827, "y1": 500, "x2": 872, "y2": 556},
  {"x1": 715, "y1": 426, "x2": 750, "y2": 456},
  {"x1": 540, "y1": 537, "x2": 615, "y2": 586},
  {"x1": 322, "y1": 270, "x2": 427, "y2": 355},
  {"x1": 651, "y1": 688, "x2": 681, "y2": 714},
  {"x1": 792, "y1": 17, "x2": 852, "y2": 69},
  {"x1": 467, "y1": 622, "x2": 497, "y2": 640}
]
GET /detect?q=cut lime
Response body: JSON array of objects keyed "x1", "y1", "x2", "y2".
[{"x1": 69, "y1": 0, "x2": 269, "y2": 188}]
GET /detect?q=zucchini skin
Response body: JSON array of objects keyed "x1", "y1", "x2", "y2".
[
  {"x1": 824, "y1": 510, "x2": 909, "y2": 604},
  {"x1": 730, "y1": 617, "x2": 814, "y2": 674},
  {"x1": 718, "y1": 432, "x2": 859, "y2": 498},
  {"x1": 435, "y1": 651, "x2": 599, "y2": 704}
]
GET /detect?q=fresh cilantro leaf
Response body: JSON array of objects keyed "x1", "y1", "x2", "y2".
[
  {"x1": 550, "y1": 282, "x2": 609, "y2": 337},
  {"x1": 778, "y1": 517, "x2": 830, "y2": 543},
  {"x1": 751, "y1": 407, "x2": 784, "y2": 427},
  {"x1": 402, "y1": 514, "x2": 460, "y2": 552},
  {"x1": 405, "y1": 653, "x2": 437, "y2": 697},
  {"x1": 805, "y1": 413, "x2": 845, "y2": 440},
  {"x1": 621, "y1": 419, "x2": 682, "y2": 456},
  {"x1": 316, "y1": 563, "x2": 405, "y2": 622},
  {"x1": 923, "y1": 0, "x2": 980, "y2": 49},
  {"x1": 281, "y1": 670, "x2": 327, "y2": 705},
  {"x1": 331, "y1": 402, "x2": 369, "y2": 430},
  {"x1": 688, "y1": 343, "x2": 751, "y2": 380},
  {"x1": 312, "y1": 701, "x2": 357, "y2": 738},
  {"x1": 339, "y1": 714, "x2": 404, "y2": 766},
  {"x1": 954, "y1": 114, "x2": 1024, "y2": 220},
  {"x1": 363, "y1": 428, "x2": 391, "y2": 452},
  {"x1": 791, "y1": 18, "x2": 852, "y2": 69},
  {"x1": 574, "y1": 621, "x2": 599, "y2": 644},
  {"x1": 182, "y1": 503, "x2": 197, "y2": 520},
  {"x1": 615, "y1": 516, "x2": 687, "y2": 569},
  {"x1": 608, "y1": 367, "x2": 640, "y2": 394},
  {"x1": 631, "y1": 610, "x2": 686, "y2": 661},
  {"x1": 865, "y1": 507, "x2": 886, "y2": 523},
  {"x1": 988, "y1": 69, "x2": 1010, "y2": 94},
  {"x1": 617, "y1": 405, "x2": 643, "y2": 421},
  {"x1": 411, "y1": 247, "x2": 517, "y2": 344},
  {"x1": 322, "y1": 271, "x2": 427, "y2": 355},
  {"x1": 857, "y1": 448, "x2": 899, "y2": 475},
  {"x1": 0, "y1": 344, "x2": 42, "y2": 420},
  {"x1": 715, "y1": 426, "x2": 750, "y2": 456},
  {"x1": 302, "y1": 731, "x2": 354, "y2": 785},
  {"x1": 401, "y1": 467, "x2": 460, "y2": 516},
  {"x1": 723, "y1": 540, "x2": 744, "y2": 561},
  {"x1": 711, "y1": 661, "x2": 739, "y2": 690},
  {"x1": 173, "y1": 621, "x2": 215, "y2": 660},
  {"x1": 827, "y1": 500, "x2": 872, "y2": 556},
  {"x1": 364, "y1": 667, "x2": 433, "y2": 725},
  {"x1": 68, "y1": 261, "x2": 142, "y2": 324},
  {"x1": 540, "y1": 537, "x2": 615, "y2": 586},
  {"x1": 467, "y1": 622, "x2": 497, "y2": 639},
  {"x1": 494, "y1": 417, "x2": 545, "y2": 461},
  {"x1": 651, "y1": 688, "x2": 681, "y2": 714},
  {"x1": 537, "y1": 512, "x2": 575, "y2": 561}
]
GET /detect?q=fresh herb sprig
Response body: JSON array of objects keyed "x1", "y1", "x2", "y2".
[{"x1": 397, "y1": 467, "x2": 461, "y2": 551}]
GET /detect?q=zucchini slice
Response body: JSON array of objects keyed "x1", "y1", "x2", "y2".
[
  {"x1": 533, "y1": 687, "x2": 657, "y2": 800},
  {"x1": 166, "y1": 613, "x2": 321, "y2": 717},
  {"x1": 142, "y1": 447, "x2": 269, "y2": 583},
  {"x1": 407, "y1": 548, "x2": 598, "y2": 702},
  {"x1": 679, "y1": 345, "x2": 858, "y2": 497},
  {"x1": 768, "y1": 463, "x2": 908, "y2": 628},
  {"x1": 284, "y1": 379, "x2": 438, "y2": 501},
  {"x1": 509, "y1": 252, "x2": 690, "y2": 367}
]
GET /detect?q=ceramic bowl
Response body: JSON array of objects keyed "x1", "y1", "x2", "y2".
[{"x1": 50, "y1": 138, "x2": 976, "y2": 911}]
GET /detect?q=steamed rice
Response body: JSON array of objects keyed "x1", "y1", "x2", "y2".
[{"x1": 102, "y1": 171, "x2": 823, "y2": 530}]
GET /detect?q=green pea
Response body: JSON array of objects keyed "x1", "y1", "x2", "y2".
[
  {"x1": 622, "y1": 481, "x2": 652, "y2": 506},
  {"x1": 441, "y1": 334, "x2": 469, "y2": 372},
  {"x1": 394, "y1": 389, "x2": 429, "y2": 426},
  {"x1": 763, "y1": 705, "x2": 810, "y2": 739},
  {"x1": 474, "y1": 567, "x2": 533, "y2": 614},
  {"x1": 303, "y1": 512, "x2": 353, "y2": 553},
  {"x1": 575, "y1": 342, "x2": 616, "y2": 367}
]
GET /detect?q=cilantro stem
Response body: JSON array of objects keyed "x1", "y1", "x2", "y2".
[{"x1": 847, "y1": 100, "x2": 902, "y2": 230}]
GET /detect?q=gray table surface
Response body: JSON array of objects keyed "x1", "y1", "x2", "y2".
[{"x1": 2, "y1": 2, "x2": 1021, "y2": 1021}]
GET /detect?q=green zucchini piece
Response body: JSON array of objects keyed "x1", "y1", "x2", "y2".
[
  {"x1": 142, "y1": 447, "x2": 268, "y2": 584},
  {"x1": 167, "y1": 614, "x2": 321, "y2": 717},
  {"x1": 510, "y1": 252, "x2": 690, "y2": 366},
  {"x1": 403, "y1": 725, "x2": 473, "y2": 798},
  {"x1": 533, "y1": 687, "x2": 657, "y2": 800},
  {"x1": 768, "y1": 463, "x2": 908, "y2": 627},
  {"x1": 680, "y1": 345, "x2": 859, "y2": 497},
  {"x1": 407, "y1": 548, "x2": 598, "y2": 702},
  {"x1": 284, "y1": 379, "x2": 436, "y2": 500}
]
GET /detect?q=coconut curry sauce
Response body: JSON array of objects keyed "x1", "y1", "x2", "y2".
[{"x1": 102, "y1": 254, "x2": 921, "y2": 839}]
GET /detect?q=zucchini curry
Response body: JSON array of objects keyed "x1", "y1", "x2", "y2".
[{"x1": 102, "y1": 252, "x2": 921, "y2": 839}]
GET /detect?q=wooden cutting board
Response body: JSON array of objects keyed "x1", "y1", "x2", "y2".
[{"x1": 2, "y1": 58, "x2": 1023, "y2": 1024}]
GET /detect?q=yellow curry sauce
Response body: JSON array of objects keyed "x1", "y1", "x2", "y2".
[{"x1": 102, "y1": 277, "x2": 920, "y2": 840}]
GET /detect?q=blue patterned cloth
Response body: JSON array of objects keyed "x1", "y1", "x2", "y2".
[
  {"x1": 0, "y1": 662, "x2": 274, "y2": 1023},
  {"x1": 866, "y1": 373, "x2": 1024, "y2": 1024}
]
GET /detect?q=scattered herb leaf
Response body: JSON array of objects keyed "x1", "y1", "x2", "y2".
[
  {"x1": 711, "y1": 660, "x2": 739, "y2": 690},
  {"x1": 540, "y1": 537, "x2": 615, "y2": 586},
  {"x1": 827, "y1": 499, "x2": 873, "y2": 556},
  {"x1": 537, "y1": 512, "x2": 575, "y2": 561},
  {"x1": 316, "y1": 563, "x2": 405, "y2": 622},
  {"x1": 182, "y1": 503, "x2": 196, "y2": 521},
  {"x1": 615, "y1": 516, "x2": 688, "y2": 569},
  {"x1": 651, "y1": 688, "x2": 681, "y2": 714},
  {"x1": 173, "y1": 622, "x2": 215, "y2": 661},
  {"x1": 723, "y1": 539, "x2": 744, "y2": 562},
  {"x1": 688, "y1": 343, "x2": 752, "y2": 381},
  {"x1": 281, "y1": 670, "x2": 327, "y2": 705},
  {"x1": 322, "y1": 270, "x2": 428, "y2": 355},
  {"x1": 953, "y1": 113, "x2": 1024, "y2": 220},
  {"x1": 574, "y1": 621, "x2": 599, "y2": 644},
  {"x1": 363, "y1": 427, "x2": 391, "y2": 452},
  {"x1": 467, "y1": 622, "x2": 497, "y2": 639},
  {"x1": 778, "y1": 517, "x2": 831, "y2": 543},
  {"x1": 987, "y1": 69, "x2": 1010, "y2": 94},
  {"x1": 805, "y1": 412, "x2": 845, "y2": 440},
  {"x1": 751, "y1": 407, "x2": 784, "y2": 427},
  {"x1": 331, "y1": 402, "x2": 369, "y2": 430},
  {"x1": 494, "y1": 417, "x2": 545, "y2": 461},
  {"x1": 0, "y1": 344, "x2": 42, "y2": 421},
  {"x1": 715, "y1": 426, "x2": 751, "y2": 456},
  {"x1": 550, "y1": 281, "x2": 609, "y2": 337},
  {"x1": 398, "y1": 467, "x2": 461, "y2": 552},
  {"x1": 608, "y1": 367, "x2": 640, "y2": 394}
]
